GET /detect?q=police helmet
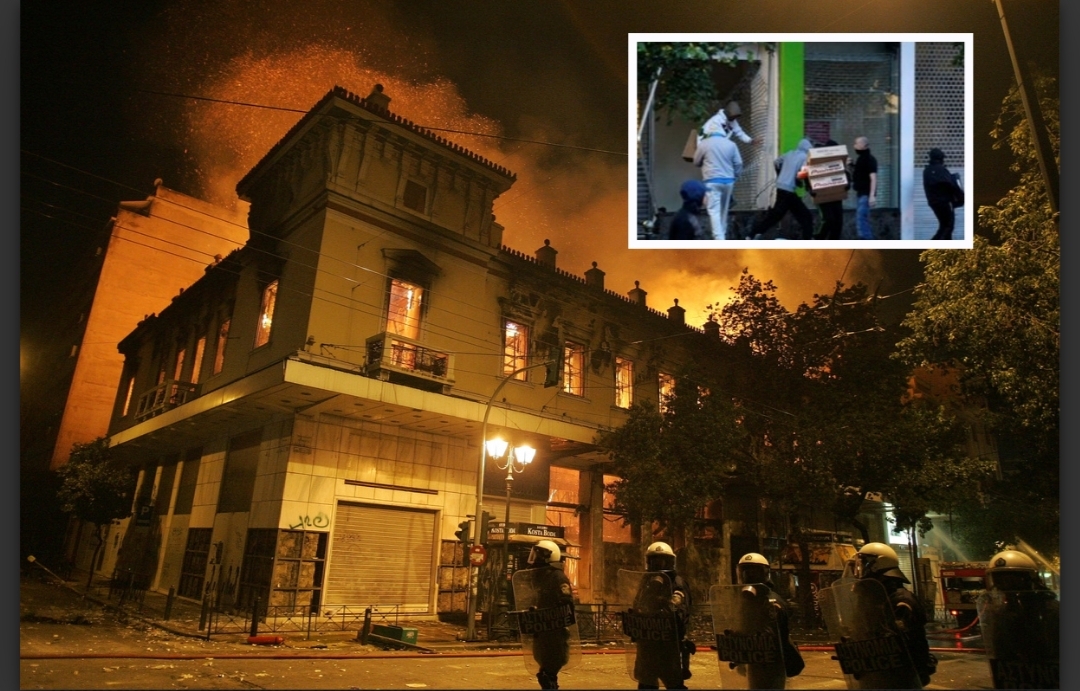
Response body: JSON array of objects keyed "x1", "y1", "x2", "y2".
[
  {"x1": 736, "y1": 552, "x2": 771, "y2": 585},
  {"x1": 985, "y1": 550, "x2": 1041, "y2": 591},
  {"x1": 528, "y1": 539, "x2": 561, "y2": 566},
  {"x1": 855, "y1": 542, "x2": 910, "y2": 582},
  {"x1": 645, "y1": 541, "x2": 676, "y2": 572}
]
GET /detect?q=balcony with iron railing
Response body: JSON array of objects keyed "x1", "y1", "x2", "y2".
[
  {"x1": 133, "y1": 379, "x2": 199, "y2": 422},
  {"x1": 365, "y1": 332, "x2": 455, "y2": 394}
]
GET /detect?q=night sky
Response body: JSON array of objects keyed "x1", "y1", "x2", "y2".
[{"x1": 20, "y1": 1, "x2": 1062, "y2": 458}]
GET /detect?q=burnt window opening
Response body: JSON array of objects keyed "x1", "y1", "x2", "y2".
[{"x1": 403, "y1": 179, "x2": 428, "y2": 213}]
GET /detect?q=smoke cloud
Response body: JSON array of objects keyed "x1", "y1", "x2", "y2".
[{"x1": 127, "y1": 0, "x2": 897, "y2": 328}]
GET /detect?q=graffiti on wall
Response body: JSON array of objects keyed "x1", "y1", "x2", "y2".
[{"x1": 288, "y1": 512, "x2": 329, "y2": 530}]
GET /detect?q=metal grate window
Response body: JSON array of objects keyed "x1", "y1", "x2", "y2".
[
  {"x1": 914, "y1": 43, "x2": 966, "y2": 239},
  {"x1": 805, "y1": 45, "x2": 899, "y2": 209}
]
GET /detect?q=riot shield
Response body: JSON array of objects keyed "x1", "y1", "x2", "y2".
[
  {"x1": 616, "y1": 569, "x2": 684, "y2": 687},
  {"x1": 710, "y1": 584, "x2": 787, "y2": 689},
  {"x1": 976, "y1": 589, "x2": 1060, "y2": 689},
  {"x1": 818, "y1": 578, "x2": 922, "y2": 690},
  {"x1": 510, "y1": 568, "x2": 582, "y2": 677}
]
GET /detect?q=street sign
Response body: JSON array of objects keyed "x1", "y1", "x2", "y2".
[{"x1": 469, "y1": 545, "x2": 487, "y2": 566}]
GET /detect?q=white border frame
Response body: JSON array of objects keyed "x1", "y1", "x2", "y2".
[{"x1": 629, "y1": 32, "x2": 974, "y2": 249}]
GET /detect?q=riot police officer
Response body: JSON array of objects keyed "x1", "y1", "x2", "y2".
[
  {"x1": 635, "y1": 541, "x2": 694, "y2": 689},
  {"x1": 979, "y1": 549, "x2": 1059, "y2": 689},
  {"x1": 985, "y1": 550, "x2": 1049, "y2": 592},
  {"x1": 855, "y1": 542, "x2": 936, "y2": 686},
  {"x1": 736, "y1": 553, "x2": 804, "y2": 679},
  {"x1": 525, "y1": 540, "x2": 575, "y2": 689}
]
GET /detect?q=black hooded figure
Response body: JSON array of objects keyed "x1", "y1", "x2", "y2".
[
  {"x1": 669, "y1": 180, "x2": 707, "y2": 240},
  {"x1": 923, "y1": 148, "x2": 964, "y2": 240},
  {"x1": 812, "y1": 139, "x2": 851, "y2": 240}
]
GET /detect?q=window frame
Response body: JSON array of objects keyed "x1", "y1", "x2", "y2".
[
  {"x1": 253, "y1": 279, "x2": 279, "y2": 349},
  {"x1": 562, "y1": 341, "x2": 586, "y2": 397},
  {"x1": 614, "y1": 356, "x2": 634, "y2": 409},
  {"x1": 213, "y1": 318, "x2": 231, "y2": 376},
  {"x1": 503, "y1": 320, "x2": 530, "y2": 380},
  {"x1": 386, "y1": 277, "x2": 425, "y2": 340},
  {"x1": 658, "y1": 372, "x2": 675, "y2": 414}
]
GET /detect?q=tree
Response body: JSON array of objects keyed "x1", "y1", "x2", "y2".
[
  {"x1": 55, "y1": 437, "x2": 138, "y2": 591},
  {"x1": 637, "y1": 42, "x2": 769, "y2": 126},
  {"x1": 597, "y1": 366, "x2": 748, "y2": 540},
  {"x1": 896, "y1": 76, "x2": 1059, "y2": 556},
  {"x1": 713, "y1": 273, "x2": 990, "y2": 620}
]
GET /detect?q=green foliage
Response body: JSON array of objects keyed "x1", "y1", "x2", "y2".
[
  {"x1": 896, "y1": 76, "x2": 1059, "y2": 554},
  {"x1": 597, "y1": 368, "x2": 748, "y2": 538},
  {"x1": 638, "y1": 42, "x2": 764, "y2": 125},
  {"x1": 712, "y1": 271, "x2": 991, "y2": 539},
  {"x1": 55, "y1": 437, "x2": 137, "y2": 532}
]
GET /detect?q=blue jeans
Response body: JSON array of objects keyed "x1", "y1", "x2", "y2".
[{"x1": 856, "y1": 195, "x2": 873, "y2": 240}]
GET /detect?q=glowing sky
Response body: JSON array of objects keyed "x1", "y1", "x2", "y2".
[{"x1": 122, "y1": 0, "x2": 911, "y2": 327}]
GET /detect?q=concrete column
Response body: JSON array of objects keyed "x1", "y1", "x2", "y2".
[{"x1": 152, "y1": 459, "x2": 184, "y2": 591}]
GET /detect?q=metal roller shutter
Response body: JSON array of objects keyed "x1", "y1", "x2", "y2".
[{"x1": 325, "y1": 503, "x2": 436, "y2": 612}]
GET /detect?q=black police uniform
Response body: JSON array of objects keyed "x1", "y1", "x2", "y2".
[
  {"x1": 531, "y1": 563, "x2": 574, "y2": 689},
  {"x1": 634, "y1": 569, "x2": 693, "y2": 690},
  {"x1": 879, "y1": 577, "x2": 936, "y2": 686}
]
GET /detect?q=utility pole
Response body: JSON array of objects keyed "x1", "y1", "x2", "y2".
[{"x1": 994, "y1": 0, "x2": 1059, "y2": 215}]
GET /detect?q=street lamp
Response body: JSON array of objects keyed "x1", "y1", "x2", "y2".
[
  {"x1": 487, "y1": 438, "x2": 535, "y2": 641},
  {"x1": 464, "y1": 359, "x2": 553, "y2": 642}
]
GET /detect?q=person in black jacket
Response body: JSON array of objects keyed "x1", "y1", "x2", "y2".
[
  {"x1": 923, "y1": 148, "x2": 964, "y2": 240},
  {"x1": 635, "y1": 541, "x2": 694, "y2": 689},
  {"x1": 811, "y1": 139, "x2": 851, "y2": 240},
  {"x1": 735, "y1": 553, "x2": 805, "y2": 679},
  {"x1": 525, "y1": 540, "x2": 575, "y2": 689},
  {"x1": 669, "y1": 180, "x2": 707, "y2": 240},
  {"x1": 856, "y1": 542, "x2": 937, "y2": 686}
]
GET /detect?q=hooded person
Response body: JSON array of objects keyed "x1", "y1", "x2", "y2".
[
  {"x1": 693, "y1": 118, "x2": 743, "y2": 240},
  {"x1": 750, "y1": 138, "x2": 815, "y2": 240},
  {"x1": 922, "y1": 148, "x2": 964, "y2": 240},
  {"x1": 811, "y1": 139, "x2": 851, "y2": 240},
  {"x1": 700, "y1": 101, "x2": 754, "y2": 145},
  {"x1": 668, "y1": 180, "x2": 707, "y2": 240}
]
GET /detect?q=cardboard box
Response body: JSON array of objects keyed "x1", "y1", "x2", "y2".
[
  {"x1": 807, "y1": 145, "x2": 849, "y2": 164},
  {"x1": 808, "y1": 172, "x2": 850, "y2": 204},
  {"x1": 804, "y1": 159, "x2": 847, "y2": 177}
]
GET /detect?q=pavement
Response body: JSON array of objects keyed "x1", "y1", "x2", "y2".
[{"x1": 20, "y1": 561, "x2": 986, "y2": 658}]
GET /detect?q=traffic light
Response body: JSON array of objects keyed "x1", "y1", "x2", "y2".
[
  {"x1": 543, "y1": 351, "x2": 563, "y2": 388},
  {"x1": 478, "y1": 511, "x2": 496, "y2": 545},
  {"x1": 455, "y1": 520, "x2": 471, "y2": 544}
]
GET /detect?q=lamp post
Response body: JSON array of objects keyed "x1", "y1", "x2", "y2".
[
  {"x1": 464, "y1": 360, "x2": 552, "y2": 642},
  {"x1": 487, "y1": 440, "x2": 535, "y2": 641}
]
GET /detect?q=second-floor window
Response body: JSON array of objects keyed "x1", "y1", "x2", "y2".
[
  {"x1": 191, "y1": 336, "x2": 206, "y2": 384},
  {"x1": 254, "y1": 280, "x2": 278, "y2": 348},
  {"x1": 213, "y1": 319, "x2": 230, "y2": 375},
  {"x1": 614, "y1": 356, "x2": 633, "y2": 408},
  {"x1": 173, "y1": 347, "x2": 186, "y2": 381},
  {"x1": 563, "y1": 341, "x2": 585, "y2": 397},
  {"x1": 121, "y1": 376, "x2": 135, "y2": 417},
  {"x1": 503, "y1": 320, "x2": 529, "y2": 380},
  {"x1": 387, "y1": 278, "x2": 424, "y2": 339},
  {"x1": 658, "y1": 372, "x2": 675, "y2": 414}
]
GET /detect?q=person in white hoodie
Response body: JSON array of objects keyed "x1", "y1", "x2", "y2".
[
  {"x1": 700, "y1": 101, "x2": 754, "y2": 145},
  {"x1": 693, "y1": 119, "x2": 743, "y2": 239}
]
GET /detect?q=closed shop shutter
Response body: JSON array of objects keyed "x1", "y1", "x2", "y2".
[{"x1": 324, "y1": 503, "x2": 435, "y2": 612}]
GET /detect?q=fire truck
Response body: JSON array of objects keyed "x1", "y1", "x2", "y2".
[{"x1": 938, "y1": 561, "x2": 987, "y2": 628}]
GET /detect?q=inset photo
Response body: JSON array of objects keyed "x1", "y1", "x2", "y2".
[{"x1": 630, "y1": 35, "x2": 973, "y2": 248}]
